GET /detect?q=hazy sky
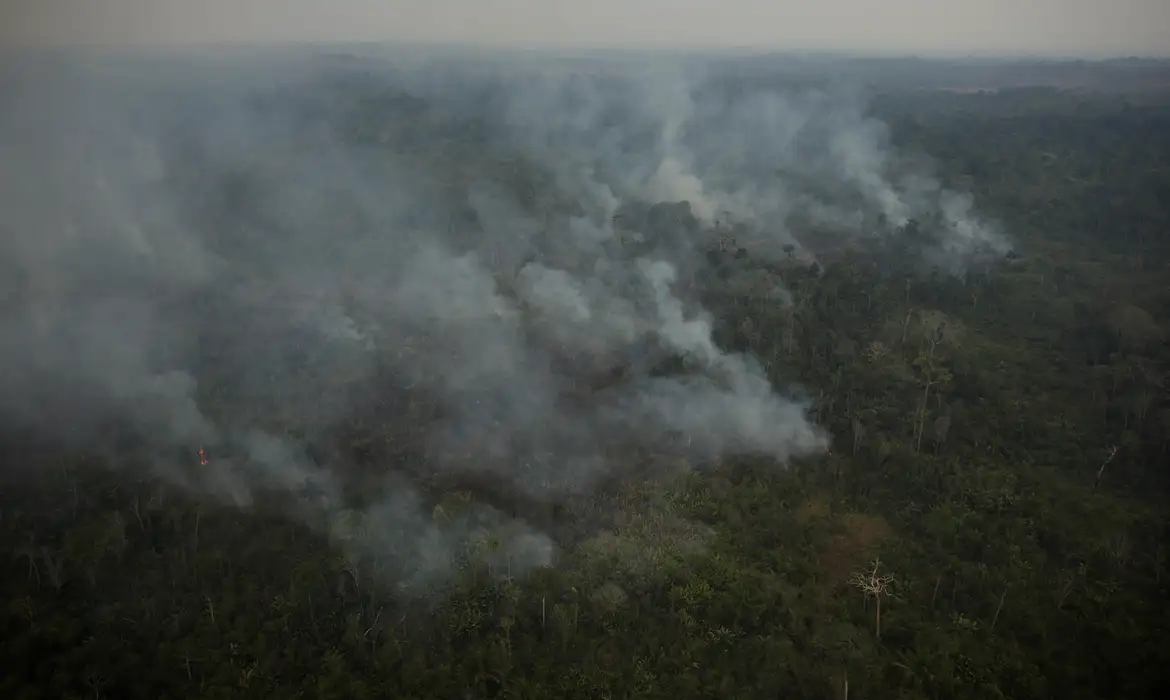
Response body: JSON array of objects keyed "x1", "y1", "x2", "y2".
[{"x1": 2, "y1": 0, "x2": 1168, "y2": 57}]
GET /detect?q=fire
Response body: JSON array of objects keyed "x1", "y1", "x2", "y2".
[{"x1": 198, "y1": 448, "x2": 209, "y2": 466}]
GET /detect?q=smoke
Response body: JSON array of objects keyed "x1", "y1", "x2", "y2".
[
  {"x1": 468, "y1": 59, "x2": 1013, "y2": 267},
  {"x1": 0, "y1": 47, "x2": 1008, "y2": 596}
]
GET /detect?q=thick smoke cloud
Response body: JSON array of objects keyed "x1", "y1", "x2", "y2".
[
  {"x1": 0, "y1": 48, "x2": 1008, "y2": 595},
  {"x1": 412, "y1": 57, "x2": 1012, "y2": 269}
]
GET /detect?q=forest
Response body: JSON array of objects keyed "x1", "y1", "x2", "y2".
[{"x1": 1, "y1": 50, "x2": 1169, "y2": 699}]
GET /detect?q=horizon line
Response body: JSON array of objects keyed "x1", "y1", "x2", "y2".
[{"x1": 3, "y1": 38, "x2": 1168, "y2": 63}]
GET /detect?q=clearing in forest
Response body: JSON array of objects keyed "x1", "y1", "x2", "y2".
[{"x1": 796, "y1": 495, "x2": 894, "y2": 586}]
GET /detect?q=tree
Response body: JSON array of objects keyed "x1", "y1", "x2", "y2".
[
  {"x1": 1093, "y1": 444, "x2": 1118, "y2": 492},
  {"x1": 849, "y1": 558, "x2": 895, "y2": 641},
  {"x1": 903, "y1": 310, "x2": 961, "y2": 452}
]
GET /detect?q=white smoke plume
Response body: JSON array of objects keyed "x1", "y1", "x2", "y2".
[{"x1": 461, "y1": 58, "x2": 1013, "y2": 267}]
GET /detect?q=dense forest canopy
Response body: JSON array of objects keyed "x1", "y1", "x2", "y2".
[{"x1": 1, "y1": 49, "x2": 1168, "y2": 699}]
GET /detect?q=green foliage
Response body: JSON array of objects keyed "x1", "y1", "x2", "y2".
[{"x1": 4, "y1": 82, "x2": 1170, "y2": 699}]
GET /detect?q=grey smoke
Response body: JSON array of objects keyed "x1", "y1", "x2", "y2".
[
  {"x1": 472, "y1": 59, "x2": 1012, "y2": 267},
  {"x1": 0, "y1": 47, "x2": 1009, "y2": 596}
]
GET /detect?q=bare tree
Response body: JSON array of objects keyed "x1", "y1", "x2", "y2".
[
  {"x1": 40, "y1": 547, "x2": 66, "y2": 593},
  {"x1": 991, "y1": 584, "x2": 1008, "y2": 630},
  {"x1": 851, "y1": 416, "x2": 866, "y2": 456},
  {"x1": 931, "y1": 414, "x2": 952, "y2": 455},
  {"x1": 849, "y1": 557, "x2": 895, "y2": 641},
  {"x1": 1056, "y1": 564, "x2": 1087, "y2": 609},
  {"x1": 780, "y1": 307, "x2": 796, "y2": 354},
  {"x1": 911, "y1": 312, "x2": 957, "y2": 453},
  {"x1": 1093, "y1": 445, "x2": 1118, "y2": 492}
]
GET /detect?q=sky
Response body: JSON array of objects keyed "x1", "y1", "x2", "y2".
[{"x1": 1, "y1": 0, "x2": 1168, "y2": 57}]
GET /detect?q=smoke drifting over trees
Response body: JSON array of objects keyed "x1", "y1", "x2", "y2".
[{"x1": 0, "y1": 49, "x2": 1011, "y2": 594}]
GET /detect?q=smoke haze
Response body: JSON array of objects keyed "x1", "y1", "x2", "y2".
[
  {"x1": 2, "y1": 1, "x2": 1168, "y2": 57},
  {"x1": 0, "y1": 48, "x2": 1010, "y2": 594}
]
